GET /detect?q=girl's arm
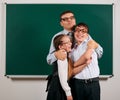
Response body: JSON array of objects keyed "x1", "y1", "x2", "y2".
[
  {"x1": 68, "y1": 58, "x2": 91, "y2": 79},
  {"x1": 73, "y1": 39, "x2": 99, "y2": 67},
  {"x1": 73, "y1": 48, "x2": 93, "y2": 67},
  {"x1": 57, "y1": 59, "x2": 72, "y2": 97},
  {"x1": 73, "y1": 58, "x2": 91, "y2": 75}
]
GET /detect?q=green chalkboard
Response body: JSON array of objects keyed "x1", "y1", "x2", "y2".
[{"x1": 6, "y1": 4, "x2": 113, "y2": 76}]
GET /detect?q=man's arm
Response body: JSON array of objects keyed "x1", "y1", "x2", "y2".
[
  {"x1": 46, "y1": 36, "x2": 67, "y2": 65},
  {"x1": 87, "y1": 39, "x2": 103, "y2": 59},
  {"x1": 46, "y1": 37, "x2": 57, "y2": 65}
]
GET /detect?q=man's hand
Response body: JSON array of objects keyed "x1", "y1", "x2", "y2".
[
  {"x1": 67, "y1": 96, "x2": 73, "y2": 100},
  {"x1": 87, "y1": 40, "x2": 98, "y2": 49},
  {"x1": 54, "y1": 49, "x2": 67, "y2": 60}
]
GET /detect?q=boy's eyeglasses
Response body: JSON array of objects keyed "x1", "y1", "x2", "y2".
[{"x1": 75, "y1": 29, "x2": 87, "y2": 33}]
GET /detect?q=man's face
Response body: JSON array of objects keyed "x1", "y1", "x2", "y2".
[
  {"x1": 60, "y1": 13, "x2": 76, "y2": 31},
  {"x1": 74, "y1": 26, "x2": 88, "y2": 43}
]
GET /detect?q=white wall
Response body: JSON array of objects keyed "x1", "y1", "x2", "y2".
[{"x1": 0, "y1": 0, "x2": 120, "y2": 100}]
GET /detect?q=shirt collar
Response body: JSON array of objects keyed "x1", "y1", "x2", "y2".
[{"x1": 63, "y1": 29, "x2": 71, "y2": 35}]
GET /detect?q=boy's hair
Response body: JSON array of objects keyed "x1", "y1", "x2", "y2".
[
  {"x1": 72, "y1": 22, "x2": 89, "y2": 33},
  {"x1": 53, "y1": 34, "x2": 67, "y2": 50}
]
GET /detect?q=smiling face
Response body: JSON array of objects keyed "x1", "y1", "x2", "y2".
[
  {"x1": 54, "y1": 34, "x2": 72, "y2": 52},
  {"x1": 59, "y1": 35, "x2": 72, "y2": 52},
  {"x1": 74, "y1": 25, "x2": 88, "y2": 44}
]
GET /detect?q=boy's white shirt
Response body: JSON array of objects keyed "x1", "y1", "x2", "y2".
[{"x1": 57, "y1": 58, "x2": 72, "y2": 96}]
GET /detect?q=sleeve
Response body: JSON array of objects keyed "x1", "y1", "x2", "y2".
[
  {"x1": 57, "y1": 59, "x2": 72, "y2": 96},
  {"x1": 95, "y1": 44, "x2": 103, "y2": 59},
  {"x1": 46, "y1": 36, "x2": 57, "y2": 65},
  {"x1": 88, "y1": 35, "x2": 103, "y2": 59}
]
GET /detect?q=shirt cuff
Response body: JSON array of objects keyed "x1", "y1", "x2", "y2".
[
  {"x1": 49, "y1": 53, "x2": 57, "y2": 65},
  {"x1": 95, "y1": 45, "x2": 100, "y2": 52},
  {"x1": 65, "y1": 90, "x2": 72, "y2": 96},
  {"x1": 52, "y1": 53, "x2": 57, "y2": 61}
]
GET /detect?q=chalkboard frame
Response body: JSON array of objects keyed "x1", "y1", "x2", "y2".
[{"x1": 5, "y1": 4, "x2": 113, "y2": 78}]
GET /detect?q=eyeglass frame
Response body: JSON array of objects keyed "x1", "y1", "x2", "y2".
[
  {"x1": 60, "y1": 16, "x2": 75, "y2": 22},
  {"x1": 60, "y1": 40, "x2": 72, "y2": 45},
  {"x1": 74, "y1": 27, "x2": 88, "y2": 34}
]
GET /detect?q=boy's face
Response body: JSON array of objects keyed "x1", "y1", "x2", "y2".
[
  {"x1": 74, "y1": 26, "x2": 88, "y2": 44},
  {"x1": 60, "y1": 13, "x2": 76, "y2": 31}
]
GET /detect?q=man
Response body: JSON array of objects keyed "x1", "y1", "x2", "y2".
[
  {"x1": 46, "y1": 10, "x2": 76, "y2": 100},
  {"x1": 70, "y1": 22, "x2": 103, "y2": 100}
]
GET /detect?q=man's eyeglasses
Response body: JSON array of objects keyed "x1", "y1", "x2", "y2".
[{"x1": 61, "y1": 16, "x2": 75, "y2": 22}]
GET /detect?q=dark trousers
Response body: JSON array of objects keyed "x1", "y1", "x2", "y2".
[{"x1": 69, "y1": 78, "x2": 100, "y2": 100}]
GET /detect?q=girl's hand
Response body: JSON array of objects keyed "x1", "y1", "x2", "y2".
[{"x1": 67, "y1": 96, "x2": 73, "y2": 100}]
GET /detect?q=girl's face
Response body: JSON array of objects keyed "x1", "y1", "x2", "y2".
[
  {"x1": 74, "y1": 26, "x2": 88, "y2": 44},
  {"x1": 59, "y1": 36, "x2": 72, "y2": 52}
]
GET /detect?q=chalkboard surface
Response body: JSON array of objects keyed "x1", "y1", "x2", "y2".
[{"x1": 6, "y1": 4, "x2": 113, "y2": 76}]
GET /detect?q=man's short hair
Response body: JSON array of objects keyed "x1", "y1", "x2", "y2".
[{"x1": 60, "y1": 10, "x2": 74, "y2": 21}]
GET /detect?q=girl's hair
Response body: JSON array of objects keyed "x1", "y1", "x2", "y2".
[{"x1": 53, "y1": 34, "x2": 67, "y2": 50}]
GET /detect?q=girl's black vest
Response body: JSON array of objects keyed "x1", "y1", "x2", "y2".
[{"x1": 46, "y1": 61, "x2": 58, "y2": 91}]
